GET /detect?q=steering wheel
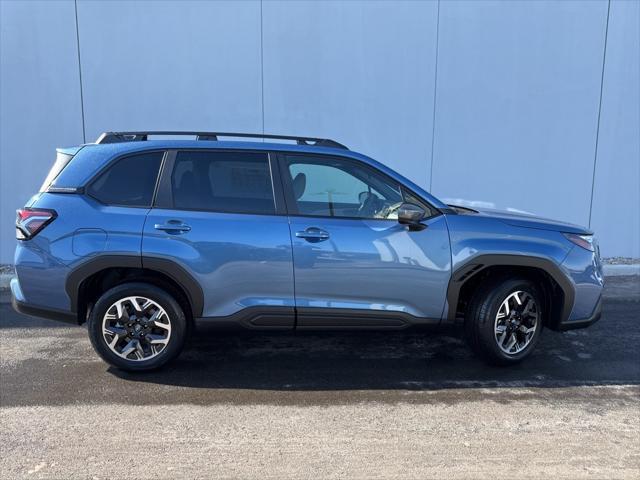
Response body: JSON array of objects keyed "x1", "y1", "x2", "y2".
[
  {"x1": 358, "y1": 192, "x2": 380, "y2": 216},
  {"x1": 376, "y1": 201, "x2": 403, "y2": 219}
]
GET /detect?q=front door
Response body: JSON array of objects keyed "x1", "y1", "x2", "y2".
[
  {"x1": 281, "y1": 154, "x2": 451, "y2": 327},
  {"x1": 143, "y1": 149, "x2": 295, "y2": 327}
]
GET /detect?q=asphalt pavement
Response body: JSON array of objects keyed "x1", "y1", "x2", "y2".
[{"x1": 1, "y1": 277, "x2": 638, "y2": 479}]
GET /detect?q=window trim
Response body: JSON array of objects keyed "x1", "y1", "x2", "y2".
[
  {"x1": 85, "y1": 150, "x2": 167, "y2": 208},
  {"x1": 277, "y1": 152, "x2": 440, "y2": 222},
  {"x1": 153, "y1": 149, "x2": 286, "y2": 216}
]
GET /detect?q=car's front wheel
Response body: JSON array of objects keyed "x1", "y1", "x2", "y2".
[
  {"x1": 87, "y1": 283, "x2": 188, "y2": 371},
  {"x1": 465, "y1": 277, "x2": 543, "y2": 365}
]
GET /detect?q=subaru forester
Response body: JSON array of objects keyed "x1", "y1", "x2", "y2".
[{"x1": 12, "y1": 131, "x2": 603, "y2": 371}]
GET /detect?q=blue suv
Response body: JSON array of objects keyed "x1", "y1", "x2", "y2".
[{"x1": 12, "y1": 132, "x2": 604, "y2": 371}]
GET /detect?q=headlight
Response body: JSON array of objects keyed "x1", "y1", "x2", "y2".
[{"x1": 563, "y1": 233, "x2": 595, "y2": 252}]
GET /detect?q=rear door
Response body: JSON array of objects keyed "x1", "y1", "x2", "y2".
[
  {"x1": 280, "y1": 153, "x2": 451, "y2": 327},
  {"x1": 142, "y1": 149, "x2": 295, "y2": 327}
]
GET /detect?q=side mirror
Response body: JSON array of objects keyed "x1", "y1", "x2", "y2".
[{"x1": 398, "y1": 203, "x2": 426, "y2": 230}]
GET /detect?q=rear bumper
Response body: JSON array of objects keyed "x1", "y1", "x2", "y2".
[
  {"x1": 557, "y1": 295, "x2": 602, "y2": 331},
  {"x1": 10, "y1": 277, "x2": 78, "y2": 325}
]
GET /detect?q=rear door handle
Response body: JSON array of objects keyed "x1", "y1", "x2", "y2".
[
  {"x1": 154, "y1": 220, "x2": 191, "y2": 233},
  {"x1": 295, "y1": 227, "x2": 330, "y2": 242}
]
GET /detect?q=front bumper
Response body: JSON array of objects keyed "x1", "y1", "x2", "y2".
[
  {"x1": 559, "y1": 242, "x2": 605, "y2": 329},
  {"x1": 556, "y1": 294, "x2": 602, "y2": 331}
]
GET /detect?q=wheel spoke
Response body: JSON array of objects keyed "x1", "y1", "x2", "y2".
[
  {"x1": 498, "y1": 330, "x2": 508, "y2": 347},
  {"x1": 104, "y1": 325, "x2": 126, "y2": 336},
  {"x1": 147, "y1": 334, "x2": 169, "y2": 345},
  {"x1": 513, "y1": 291, "x2": 522, "y2": 305},
  {"x1": 120, "y1": 340, "x2": 137, "y2": 358},
  {"x1": 103, "y1": 326, "x2": 126, "y2": 348},
  {"x1": 153, "y1": 319, "x2": 171, "y2": 334},
  {"x1": 130, "y1": 298, "x2": 143, "y2": 312},
  {"x1": 135, "y1": 340, "x2": 145, "y2": 359},
  {"x1": 504, "y1": 334, "x2": 517, "y2": 352},
  {"x1": 149, "y1": 309, "x2": 162, "y2": 322}
]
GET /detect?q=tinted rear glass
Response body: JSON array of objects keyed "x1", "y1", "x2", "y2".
[
  {"x1": 40, "y1": 151, "x2": 75, "y2": 192},
  {"x1": 171, "y1": 150, "x2": 275, "y2": 214},
  {"x1": 88, "y1": 152, "x2": 163, "y2": 207}
]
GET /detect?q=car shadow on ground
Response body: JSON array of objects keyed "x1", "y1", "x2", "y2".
[{"x1": 109, "y1": 300, "x2": 640, "y2": 392}]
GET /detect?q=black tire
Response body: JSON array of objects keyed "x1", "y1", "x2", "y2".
[
  {"x1": 87, "y1": 282, "x2": 188, "y2": 371},
  {"x1": 465, "y1": 277, "x2": 543, "y2": 366}
]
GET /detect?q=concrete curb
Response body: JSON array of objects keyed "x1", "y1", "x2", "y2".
[
  {"x1": 603, "y1": 264, "x2": 640, "y2": 277},
  {"x1": 1, "y1": 273, "x2": 12, "y2": 291}
]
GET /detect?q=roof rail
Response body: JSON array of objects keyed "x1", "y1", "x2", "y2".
[{"x1": 95, "y1": 131, "x2": 348, "y2": 150}]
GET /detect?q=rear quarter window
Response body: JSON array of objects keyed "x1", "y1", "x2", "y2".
[
  {"x1": 40, "y1": 151, "x2": 76, "y2": 192},
  {"x1": 87, "y1": 151, "x2": 164, "y2": 207},
  {"x1": 170, "y1": 150, "x2": 275, "y2": 214}
]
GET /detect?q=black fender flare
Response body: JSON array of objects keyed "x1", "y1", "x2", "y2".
[
  {"x1": 65, "y1": 255, "x2": 204, "y2": 317},
  {"x1": 445, "y1": 254, "x2": 575, "y2": 325}
]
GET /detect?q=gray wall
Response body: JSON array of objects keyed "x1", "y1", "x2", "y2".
[{"x1": 1, "y1": 0, "x2": 638, "y2": 263}]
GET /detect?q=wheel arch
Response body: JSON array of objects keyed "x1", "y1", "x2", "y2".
[
  {"x1": 446, "y1": 254, "x2": 574, "y2": 330},
  {"x1": 65, "y1": 255, "x2": 204, "y2": 323}
]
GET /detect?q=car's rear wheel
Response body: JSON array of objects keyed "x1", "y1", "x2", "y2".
[
  {"x1": 465, "y1": 277, "x2": 543, "y2": 365},
  {"x1": 88, "y1": 283, "x2": 187, "y2": 371}
]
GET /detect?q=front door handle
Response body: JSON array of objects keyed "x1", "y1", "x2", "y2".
[
  {"x1": 295, "y1": 227, "x2": 330, "y2": 242},
  {"x1": 154, "y1": 220, "x2": 191, "y2": 233}
]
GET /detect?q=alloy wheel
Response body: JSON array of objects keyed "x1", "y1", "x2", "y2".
[
  {"x1": 494, "y1": 290, "x2": 539, "y2": 355},
  {"x1": 101, "y1": 296, "x2": 172, "y2": 361}
]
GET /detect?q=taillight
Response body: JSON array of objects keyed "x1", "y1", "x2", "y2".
[{"x1": 16, "y1": 208, "x2": 57, "y2": 240}]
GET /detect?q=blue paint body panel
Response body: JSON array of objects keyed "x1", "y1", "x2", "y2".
[
  {"x1": 13, "y1": 139, "x2": 603, "y2": 331},
  {"x1": 290, "y1": 215, "x2": 451, "y2": 321},
  {"x1": 142, "y1": 209, "x2": 295, "y2": 318}
]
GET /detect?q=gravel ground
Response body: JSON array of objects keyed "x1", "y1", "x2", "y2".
[
  {"x1": 0, "y1": 276, "x2": 638, "y2": 479},
  {"x1": 1, "y1": 395, "x2": 638, "y2": 480}
]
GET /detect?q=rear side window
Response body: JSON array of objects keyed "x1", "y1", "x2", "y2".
[
  {"x1": 170, "y1": 150, "x2": 275, "y2": 214},
  {"x1": 40, "y1": 151, "x2": 75, "y2": 192},
  {"x1": 88, "y1": 152, "x2": 163, "y2": 207}
]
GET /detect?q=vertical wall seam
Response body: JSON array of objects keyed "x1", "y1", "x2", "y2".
[
  {"x1": 260, "y1": 0, "x2": 265, "y2": 136},
  {"x1": 588, "y1": 0, "x2": 611, "y2": 228},
  {"x1": 74, "y1": 0, "x2": 86, "y2": 143},
  {"x1": 428, "y1": 0, "x2": 441, "y2": 192}
]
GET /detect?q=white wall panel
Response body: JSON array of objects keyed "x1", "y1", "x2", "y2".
[
  {"x1": 590, "y1": 0, "x2": 640, "y2": 258},
  {"x1": 0, "y1": 0, "x2": 84, "y2": 262},
  {"x1": 0, "y1": 0, "x2": 637, "y2": 262},
  {"x1": 431, "y1": 0, "x2": 608, "y2": 227},
  {"x1": 76, "y1": 0, "x2": 263, "y2": 140},
  {"x1": 262, "y1": 0, "x2": 438, "y2": 187}
]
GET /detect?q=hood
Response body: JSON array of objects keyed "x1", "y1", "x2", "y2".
[{"x1": 448, "y1": 205, "x2": 592, "y2": 235}]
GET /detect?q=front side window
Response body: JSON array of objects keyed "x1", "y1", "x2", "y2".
[
  {"x1": 171, "y1": 150, "x2": 275, "y2": 214},
  {"x1": 286, "y1": 155, "x2": 427, "y2": 220},
  {"x1": 88, "y1": 151, "x2": 164, "y2": 207}
]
